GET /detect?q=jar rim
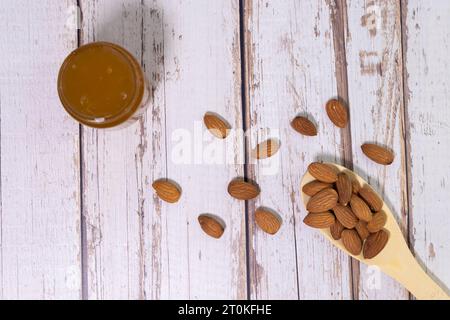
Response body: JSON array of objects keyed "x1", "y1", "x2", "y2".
[{"x1": 57, "y1": 42, "x2": 145, "y2": 128}]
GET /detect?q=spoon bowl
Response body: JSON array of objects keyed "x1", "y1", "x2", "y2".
[{"x1": 301, "y1": 163, "x2": 449, "y2": 300}]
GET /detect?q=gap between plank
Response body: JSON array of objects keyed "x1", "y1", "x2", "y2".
[
  {"x1": 329, "y1": 0, "x2": 357, "y2": 300},
  {"x1": 76, "y1": 0, "x2": 89, "y2": 300},
  {"x1": 399, "y1": 0, "x2": 413, "y2": 301},
  {"x1": 238, "y1": 0, "x2": 252, "y2": 300}
]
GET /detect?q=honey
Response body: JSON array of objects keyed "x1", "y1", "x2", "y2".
[{"x1": 58, "y1": 42, "x2": 148, "y2": 128}]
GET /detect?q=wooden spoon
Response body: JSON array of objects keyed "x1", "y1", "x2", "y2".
[{"x1": 300, "y1": 163, "x2": 449, "y2": 300}]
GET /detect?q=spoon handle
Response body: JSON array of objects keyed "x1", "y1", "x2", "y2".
[{"x1": 380, "y1": 245, "x2": 449, "y2": 300}]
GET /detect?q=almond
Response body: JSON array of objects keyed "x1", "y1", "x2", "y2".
[
  {"x1": 352, "y1": 178, "x2": 361, "y2": 194},
  {"x1": 255, "y1": 207, "x2": 282, "y2": 235},
  {"x1": 350, "y1": 195, "x2": 373, "y2": 222},
  {"x1": 359, "y1": 185, "x2": 383, "y2": 212},
  {"x1": 198, "y1": 215, "x2": 225, "y2": 239},
  {"x1": 291, "y1": 116, "x2": 317, "y2": 136},
  {"x1": 336, "y1": 172, "x2": 352, "y2": 205},
  {"x1": 307, "y1": 162, "x2": 338, "y2": 183},
  {"x1": 361, "y1": 143, "x2": 394, "y2": 165},
  {"x1": 306, "y1": 188, "x2": 338, "y2": 213},
  {"x1": 333, "y1": 204, "x2": 358, "y2": 229},
  {"x1": 330, "y1": 220, "x2": 344, "y2": 240},
  {"x1": 253, "y1": 139, "x2": 280, "y2": 159},
  {"x1": 363, "y1": 229, "x2": 389, "y2": 259},
  {"x1": 326, "y1": 99, "x2": 348, "y2": 128},
  {"x1": 341, "y1": 229, "x2": 362, "y2": 255},
  {"x1": 152, "y1": 179, "x2": 181, "y2": 203},
  {"x1": 302, "y1": 180, "x2": 332, "y2": 197},
  {"x1": 204, "y1": 112, "x2": 231, "y2": 139},
  {"x1": 355, "y1": 220, "x2": 370, "y2": 240},
  {"x1": 367, "y1": 211, "x2": 387, "y2": 233},
  {"x1": 303, "y1": 212, "x2": 335, "y2": 229},
  {"x1": 228, "y1": 179, "x2": 260, "y2": 200}
]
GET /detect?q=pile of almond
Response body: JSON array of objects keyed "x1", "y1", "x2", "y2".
[{"x1": 302, "y1": 162, "x2": 389, "y2": 259}]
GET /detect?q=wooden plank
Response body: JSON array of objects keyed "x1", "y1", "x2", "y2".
[
  {"x1": 244, "y1": 0, "x2": 352, "y2": 299},
  {"x1": 403, "y1": 0, "x2": 450, "y2": 297},
  {"x1": 81, "y1": 0, "x2": 246, "y2": 299},
  {"x1": 80, "y1": 0, "x2": 160, "y2": 299},
  {"x1": 344, "y1": 0, "x2": 409, "y2": 299},
  {"x1": 0, "y1": 0, "x2": 81, "y2": 299}
]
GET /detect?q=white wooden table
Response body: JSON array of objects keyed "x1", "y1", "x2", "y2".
[{"x1": 0, "y1": 0, "x2": 449, "y2": 300}]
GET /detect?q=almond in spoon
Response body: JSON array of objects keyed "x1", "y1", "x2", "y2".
[
  {"x1": 355, "y1": 220, "x2": 370, "y2": 240},
  {"x1": 341, "y1": 229, "x2": 362, "y2": 255},
  {"x1": 336, "y1": 172, "x2": 352, "y2": 205},
  {"x1": 307, "y1": 162, "x2": 338, "y2": 183},
  {"x1": 367, "y1": 211, "x2": 387, "y2": 233},
  {"x1": 330, "y1": 220, "x2": 344, "y2": 240},
  {"x1": 363, "y1": 229, "x2": 389, "y2": 259},
  {"x1": 350, "y1": 194, "x2": 373, "y2": 222},
  {"x1": 302, "y1": 180, "x2": 332, "y2": 197},
  {"x1": 333, "y1": 204, "x2": 358, "y2": 229},
  {"x1": 307, "y1": 188, "x2": 338, "y2": 213},
  {"x1": 303, "y1": 212, "x2": 335, "y2": 229},
  {"x1": 359, "y1": 185, "x2": 383, "y2": 212}
]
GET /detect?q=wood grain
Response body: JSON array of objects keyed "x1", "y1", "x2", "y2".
[
  {"x1": 402, "y1": 0, "x2": 450, "y2": 297},
  {"x1": 344, "y1": 0, "x2": 409, "y2": 299},
  {"x1": 243, "y1": 0, "x2": 352, "y2": 299},
  {"x1": 80, "y1": 0, "x2": 246, "y2": 299},
  {"x1": 0, "y1": 0, "x2": 81, "y2": 299}
]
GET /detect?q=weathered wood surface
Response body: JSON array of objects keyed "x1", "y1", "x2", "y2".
[
  {"x1": 0, "y1": 0, "x2": 449, "y2": 299},
  {"x1": 0, "y1": 0, "x2": 81, "y2": 299},
  {"x1": 80, "y1": 0, "x2": 246, "y2": 299},
  {"x1": 243, "y1": 0, "x2": 352, "y2": 300},
  {"x1": 344, "y1": 0, "x2": 409, "y2": 299},
  {"x1": 403, "y1": 0, "x2": 450, "y2": 297}
]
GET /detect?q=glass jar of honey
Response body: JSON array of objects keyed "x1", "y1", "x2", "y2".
[{"x1": 58, "y1": 42, "x2": 149, "y2": 128}]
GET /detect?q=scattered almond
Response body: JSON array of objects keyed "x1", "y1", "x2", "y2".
[
  {"x1": 302, "y1": 180, "x2": 332, "y2": 197},
  {"x1": 361, "y1": 143, "x2": 394, "y2": 165},
  {"x1": 350, "y1": 195, "x2": 373, "y2": 222},
  {"x1": 326, "y1": 99, "x2": 348, "y2": 128},
  {"x1": 152, "y1": 179, "x2": 181, "y2": 203},
  {"x1": 341, "y1": 229, "x2": 362, "y2": 255},
  {"x1": 363, "y1": 229, "x2": 389, "y2": 259},
  {"x1": 255, "y1": 208, "x2": 282, "y2": 235},
  {"x1": 291, "y1": 116, "x2": 317, "y2": 136},
  {"x1": 203, "y1": 112, "x2": 231, "y2": 139},
  {"x1": 303, "y1": 212, "x2": 335, "y2": 229},
  {"x1": 198, "y1": 215, "x2": 225, "y2": 239},
  {"x1": 367, "y1": 211, "x2": 387, "y2": 233},
  {"x1": 308, "y1": 162, "x2": 338, "y2": 183},
  {"x1": 228, "y1": 179, "x2": 260, "y2": 200},
  {"x1": 253, "y1": 139, "x2": 280, "y2": 159},
  {"x1": 336, "y1": 172, "x2": 352, "y2": 205},
  {"x1": 355, "y1": 220, "x2": 370, "y2": 240},
  {"x1": 333, "y1": 204, "x2": 358, "y2": 229},
  {"x1": 306, "y1": 188, "x2": 338, "y2": 213},
  {"x1": 330, "y1": 220, "x2": 344, "y2": 240},
  {"x1": 359, "y1": 185, "x2": 383, "y2": 212}
]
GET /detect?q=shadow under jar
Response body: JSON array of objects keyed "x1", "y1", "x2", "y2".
[{"x1": 58, "y1": 42, "x2": 149, "y2": 129}]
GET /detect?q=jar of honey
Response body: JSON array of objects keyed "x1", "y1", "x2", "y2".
[{"x1": 58, "y1": 42, "x2": 149, "y2": 128}]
